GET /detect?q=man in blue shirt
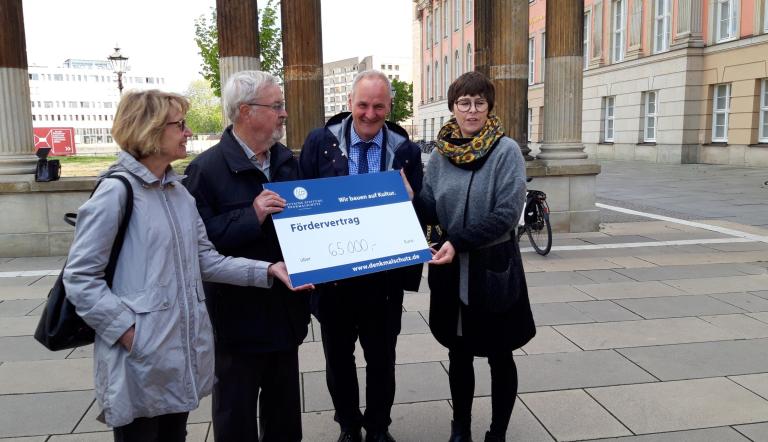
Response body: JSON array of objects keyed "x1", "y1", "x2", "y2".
[{"x1": 299, "y1": 71, "x2": 424, "y2": 442}]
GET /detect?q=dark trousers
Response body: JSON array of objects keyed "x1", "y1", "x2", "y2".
[
  {"x1": 113, "y1": 412, "x2": 188, "y2": 442},
  {"x1": 449, "y1": 342, "x2": 518, "y2": 437},
  {"x1": 212, "y1": 347, "x2": 302, "y2": 442},
  {"x1": 319, "y1": 290, "x2": 403, "y2": 433}
]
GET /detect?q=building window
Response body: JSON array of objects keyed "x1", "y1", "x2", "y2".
[
  {"x1": 712, "y1": 83, "x2": 731, "y2": 142},
  {"x1": 444, "y1": 56, "x2": 450, "y2": 96},
  {"x1": 455, "y1": 0, "x2": 461, "y2": 29},
  {"x1": 528, "y1": 38, "x2": 535, "y2": 85},
  {"x1": 435, "y1": 6, "x2": 440, "y2": 42},
  {"x1": 584, "y1": 11, "x2": 591, "y2": 70},
  {"x1": 527, "y1": 108, "x2": 533, "y2": 143},
  {"x1": 427, "y1": 15, "x2": 432, "y2": 47},
  {"x1": 759, "y1": 79, "x2": 768, "y2": 142},
  {"x1": 426, "y1": 65, "x2": 431, "y2": 100},
  {"x1": 435, "y1": 61, "x2": 440, "y2": 98},
  {"x1": 467, "y1": 43, "x2": 472, "y2": 71},
  {"x1": 466, "y1": 0, "x2": 472, "y2": 22},
  {"x1": 654, "y1": 0, "x2": 671, "y2": 53},
  {"x1": 643, "y1": 91, "x2": 658, "y2": 142},
  {"x1": 602, "y1": 96, "x2": 616, "y2": 142},
  {"x1": 444, "y1": 2, "x2": 449, "y2": 38},
  {"x1": 423, "y1": 119, "x2": 427, "y2": 141},
  {"x1": 455, "y1": 50, "x2": 461, "y2": 78},
  {"x1": 765, "y1": 0, "x2": 768, "y2": 32},
  {"x1": 612, "y1": 0, "x2": 626, "y2": 63},
  {"x1": 431, "y1": 118, "x2": 435, "y2": 140},
  {"x1": 541, "y1": 32, "x2": 546, "y2": 83},
  {"x1": 716, "y1": 0, "x2": 738, "y2": 42}
]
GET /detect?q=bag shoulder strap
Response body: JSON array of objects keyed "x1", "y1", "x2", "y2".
[{"x1": 101, "y1": 173, "x2": 133, "y2": 287}]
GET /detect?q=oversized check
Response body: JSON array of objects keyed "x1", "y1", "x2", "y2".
[{"x1": 263, "y1": 171, "x2": 431, "y2": 286}]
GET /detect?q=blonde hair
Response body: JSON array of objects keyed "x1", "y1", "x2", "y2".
[{"x1": 111, "y1": 89, "x2": 190, "y2": 159}]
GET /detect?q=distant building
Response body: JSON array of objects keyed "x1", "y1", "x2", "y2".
[
  {"x1": 414, "y1": 0, "x2": 768, "y2": 166},
  {"x1": 28, "y1": 59, "x2": 166, "y2": 145}
]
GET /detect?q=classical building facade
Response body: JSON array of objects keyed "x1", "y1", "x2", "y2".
[
  {"x1": 28, "y1": 59, "x2": 166, "y2": 146},
  {"x1": 414, "y1": 0, "x2": 768, "y2": 166}
]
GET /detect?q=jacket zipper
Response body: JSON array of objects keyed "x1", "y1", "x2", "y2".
[{"x1": 160, "y1": 186, "x2": 199, "y2": 403}]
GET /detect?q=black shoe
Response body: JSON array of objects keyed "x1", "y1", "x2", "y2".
[
  {"x1": 483, "y1": 431, "x2": 504, "y2": 442},
  {"x1": 338, "y1": 428, "x2": 363, "y2": 442},
  {"x1": 365, "y1": 430, "x2": 396, "y2": 442},
  {"x1": 449, "y1": 420, "x2": 472, "y2": 442}
]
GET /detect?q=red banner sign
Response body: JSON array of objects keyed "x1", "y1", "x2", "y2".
[{"x1": 34, "y1": 127, "x2": 76, "y2": 156}]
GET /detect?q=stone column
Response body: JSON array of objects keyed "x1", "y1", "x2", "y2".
[
  {"x1": 672, "y1": 0, "x2": 704, "y2": 49},
  {"x1": 216, "y1": 0, "x2": 261, "y2": 96},
  {"x1": 0, "y1": 0, "x2": 36, "y2": 175},
  {"x1": 281, "y1": 0, "x2": 324, "y2": 150},
  {"x1": 475, "y1": 0, "x2": 531, "y2": 159},
  {"x1": 537, "y1": 0, "x2": 588, "y2": 161}
]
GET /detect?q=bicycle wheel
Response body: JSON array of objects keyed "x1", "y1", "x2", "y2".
[{"x1": 527, "y1": 202, "x2": 552, "y2": 256}]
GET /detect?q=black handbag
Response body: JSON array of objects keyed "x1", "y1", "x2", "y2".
[{"x1": 34, "y1": 173, "x2": 134, "y2": 351}]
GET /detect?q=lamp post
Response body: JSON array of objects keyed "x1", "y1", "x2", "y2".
[{"x1": 107, "y1": 46, "x2": 128, "y2": 95}]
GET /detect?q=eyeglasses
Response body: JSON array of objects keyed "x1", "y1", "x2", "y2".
[
  {"x1": 246, "y1": 102, "x2": 286, "y2": 112},
  {"x1": 454, "y1": 99, "x2": 489, "y2": 113},
  {"x1": 166, "y1": 119, "x2": 187, "y2": 131}
]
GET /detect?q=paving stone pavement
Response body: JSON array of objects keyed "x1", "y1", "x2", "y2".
[{"x1": 2, "y1": 213, "x2": 768, "y2": 439}]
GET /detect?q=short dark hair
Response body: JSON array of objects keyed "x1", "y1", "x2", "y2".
[{"x1": 447, "y1": 71, "x2": 495, "y2": 113}]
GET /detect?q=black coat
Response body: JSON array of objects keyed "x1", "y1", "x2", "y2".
[
  {"x1": 427, "y1": 237, "x2": 536, "y2": 356},
  {"x1": 183, "y1": 126, "x2": 310, "y2": 352},
  {"x1": 299, "y1": 113, "x2": 424, "y2": 321}
]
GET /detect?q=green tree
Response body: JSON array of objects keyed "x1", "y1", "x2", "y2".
[
  {"x1": 193, "y1": 11, "x2": 220, "y2": 96},
  {"x1": 193, "y1": 0, "x2": 283, "y2": 97},
  {"x1": 184, "y1": 79, "x2": 223, "y2": 134},
  {"x1": 389, "y1": 79, "x2": 413, "y2": 124}
]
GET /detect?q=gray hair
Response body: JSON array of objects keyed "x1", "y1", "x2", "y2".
[
  {"x1": 350, "y1": 70, "x2": 395, "y2": 100},
  {"x1": 223, "y1": 70, "x2": 280, "y2": 123}
]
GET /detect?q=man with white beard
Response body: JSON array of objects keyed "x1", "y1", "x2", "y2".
[{"x1": 184, "y1": 70, "x2": 309, "y2": 442}]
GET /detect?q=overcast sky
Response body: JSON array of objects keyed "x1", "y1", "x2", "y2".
[{"x1": 21, "y1": 0, "x2": 413, "y2": 93}]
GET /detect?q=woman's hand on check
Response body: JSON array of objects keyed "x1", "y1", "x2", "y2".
[
  {"x1": 429, "y1": 240, "x2": 455, "y2": 265},
  {"x1": 268, "y1": 261, "x2": 315, "y2": 291}
]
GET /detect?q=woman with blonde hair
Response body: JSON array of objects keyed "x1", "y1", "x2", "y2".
[{"x1": 64, "y1": 89, "x2": 309, "y2": 441}]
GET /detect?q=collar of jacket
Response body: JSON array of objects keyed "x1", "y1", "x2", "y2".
[
  {"x1": 220, "y1": 125, "x2": 293, "y2": 176},
  {"x1": 106, "y1": 151, "x2": 184, "y2": 187},
  {"x1": 325, "y1": 112, "x2": 410, "y2": 160}
]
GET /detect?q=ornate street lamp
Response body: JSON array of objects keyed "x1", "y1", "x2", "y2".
[{"x1": 107, "y1": 46, "x2": 128, "y2": 95}]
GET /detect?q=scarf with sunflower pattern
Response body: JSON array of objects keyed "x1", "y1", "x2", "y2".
[{"x1": 434, "y1": 114, "x2": 504, "y2": 166}]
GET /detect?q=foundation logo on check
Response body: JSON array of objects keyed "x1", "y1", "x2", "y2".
[{"x1": 293, "y1": 186, "x2": 308, "y2": 200}]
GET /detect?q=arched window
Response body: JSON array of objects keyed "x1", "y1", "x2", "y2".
[
  {"x1": 426, "y1": 65, "x2": 431, "y2": 100},
  {"x1": 435, "y1": 61, "x2": 440, "y2": 99},
  {"x1": 466, "y1": 43, "x2": 472, "y2": 72},
  {"x1": 444, "y1": 56, "x2": 449, "y2": 96},
  {"x1": 455, "y1": 50, "x2": 461, "y2": 78}
]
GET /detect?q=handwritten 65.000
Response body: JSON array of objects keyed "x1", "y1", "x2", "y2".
[{"x1": 328, "y1": 239, "x2": 371, "y2": 257}]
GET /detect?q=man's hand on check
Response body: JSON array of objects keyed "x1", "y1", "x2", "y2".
[
  {"x1": 254, "y1": 190, "x2": 287, "y2": 224},
  {"x1": 429, "y1": 240, "x2": 455, "y2": 265},
  {"x1": 268, "y1": 262, "x2": 315, "y2": 291}
]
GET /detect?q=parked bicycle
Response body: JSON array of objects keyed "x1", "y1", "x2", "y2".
[{"x1": 517, "y1": 178, "x2": 552, "y2": 256}]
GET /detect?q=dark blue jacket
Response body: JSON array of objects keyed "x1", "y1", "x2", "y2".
[
  {"x1": 299, "y1": 113, "x2": 424, "y2": 319},
  {"x1": 184, "y1": 126, "x2": 309, "y2": 352}
]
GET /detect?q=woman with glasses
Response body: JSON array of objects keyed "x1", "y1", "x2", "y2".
[
  {"x1": 418, "y1": 72, "x2": 536, "y2": 442},
  {"x1": 64, "y1": 89, "x2": 310, "y2": 442}
]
